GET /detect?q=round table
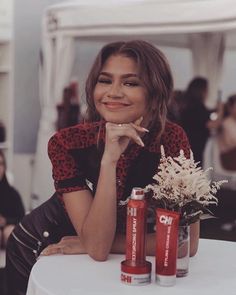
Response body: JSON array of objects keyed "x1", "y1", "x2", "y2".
[{"x1": 26, "y1": 239, "x2": 236, "y2": 295}]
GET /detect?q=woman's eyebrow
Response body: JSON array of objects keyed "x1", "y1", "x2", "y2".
[
  {"x1": 99, "y1": 72, "x2": 139, "y2": 78},
  {"x1": 98, "y1": 72, "x2": 112, "y2": 77}
]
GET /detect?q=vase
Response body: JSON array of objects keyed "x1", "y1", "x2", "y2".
[{"x1": 177, "y1": 225, "x2": 190, "y2": 277}]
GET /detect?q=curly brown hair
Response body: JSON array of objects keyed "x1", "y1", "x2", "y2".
[{"x1": 85, "y1": 40, "x2": 173, "y2": 135}]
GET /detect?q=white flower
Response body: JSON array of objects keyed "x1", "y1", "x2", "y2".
[{"x1": 145, "y1": 146, "x2": 228, "y2": 224}]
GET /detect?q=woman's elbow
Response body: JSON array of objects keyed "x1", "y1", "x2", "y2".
[
  {"x1": 190, "y1": 246, "x2": 198, "y2": 257},
  {"x1": 89, "y1": 251, "x2": 109, "y2": 262},
  {"x1": 190, "y1": 221, "x2": 200, "y2": 257},
  {"x1": 87, "y1": 245, "x2": 110, "y2": 261}
]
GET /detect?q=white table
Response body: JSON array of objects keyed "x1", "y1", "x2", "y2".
[{"x1": 26, "y1": 239, "x2": 236, "y2": 295}]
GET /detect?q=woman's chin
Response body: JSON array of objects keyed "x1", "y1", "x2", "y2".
[{"x1": 103, "y1": 115, "x2": 141, "y2": 125}]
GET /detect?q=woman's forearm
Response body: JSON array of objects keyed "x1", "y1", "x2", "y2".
[
  {"x1": 111, "y1": 233, "x2": 156, "y2": 256},
  {"x1": 81, "y1": 121, "x2": 147, "y2": 260},
  {"x1": 81, "y1": 160, "x2": 118, "y2": 261},
  {"x1": 111, "y1": 222, "x2": 200, "y2": 258}
]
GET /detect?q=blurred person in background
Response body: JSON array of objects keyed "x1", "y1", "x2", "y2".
[
  {"x1": 0, "y1": 150, "x2": 25, "y2": 248},
  {"x1": 218, "y1": 94, "x2": 236, "y2": 171},
  {"x1": 167, "y1": 89, "x2": 184, "y2": 124},
  {"x1": 180, "y1": 77, "x2": 221, "y2": 166}
]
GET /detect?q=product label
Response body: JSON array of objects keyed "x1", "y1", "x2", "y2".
[
  {"x1": 121, "y1": 272, "x2": 151, "y2": 285},
  {"x1": 159, "y1": 214, "x2": 173, "y2": 225},
  {"x1": 127, "y1": 207, "x2": 137, "y2": 217},
  {"x1": 131, "y1": 217, "x2": 137, "y2": 260},
  {"x1": 164, "y1": 225, "x2": 171, "y2": 267},
  {"x1": 121, "y1": 273, "x2": 132, "y2": 284},
  {"x1": 156, "y1": 209, "x2": 180, "y2": 276},
  {"x1": 158, "y1": 214, "x2": 173, "y2": 267},
  {"x1": 126, "y1": 200, "x2": 146, "y2": 261}
]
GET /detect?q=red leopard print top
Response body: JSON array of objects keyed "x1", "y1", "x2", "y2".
[{"x1": 48, "y1": 120, "x2": 190, "y2": 233}]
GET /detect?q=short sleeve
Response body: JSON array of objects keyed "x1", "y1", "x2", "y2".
[
  {"x1": 173, "y1": 126, "x2": 191, "y2": 158},
  {"x1": 48, "y1": 132, "x2": 88, "y2": 194},
  {"x1": 162, "y1": 122, "x2": 191, "y2": 158}
]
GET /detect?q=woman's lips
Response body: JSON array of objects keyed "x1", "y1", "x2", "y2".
[{"x1": 102, "y1": 102, "x2": 131, "y2": 109}]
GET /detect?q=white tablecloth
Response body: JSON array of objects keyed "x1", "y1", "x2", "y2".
[{"x1": 26, "y1": 239, "x2": 236, "y2": 295}]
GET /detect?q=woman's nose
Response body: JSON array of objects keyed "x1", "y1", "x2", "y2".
[{"x1": 107, "y1": 82, "x2": 123, "y2": 98}]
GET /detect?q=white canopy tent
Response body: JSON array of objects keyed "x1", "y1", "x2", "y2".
[{"x1": 31, "y1": 0, "x2": 236, "y2": 207}]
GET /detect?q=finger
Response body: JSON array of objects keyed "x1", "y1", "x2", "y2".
[
  {"x1": 41, "y1": 246, "x2": 63, "y2": 256},
  {"x1": 41, "y1": 243, "x2": 60, "y2": 253},
  {"x1": 118, "y1": 127, "x2": 145, "y2": 147},
  {"x1": 130, "y1": 123, "x2": 149, "y2": 133},
  {"x1": 61, "y1": 236, "x2": 79, "y2": 241},
  {"x1": 132, "y1": 116, "x2": 149, "y2": 133},
  {"x1": 135, "y1": 136, "x2": 145, "y2": 147},
  {"x1": 60, "y1": 244, "x2": 86, "y2": 255},
  {"x1": 110, "y1": 123, "x2": 145, "y2": 133},
  {"x1": 106, "y1": 122, "x2": 145, "y2": 147},
  {"x1": 43, "y1": 243, "x2": 58, "y2": 249},
  {"x1": 134, "y1": 116, "x2": 143, "y2": 126}
]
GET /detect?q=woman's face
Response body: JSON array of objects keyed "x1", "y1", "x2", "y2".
[
  {"x1": 93, "y1": 54, "x2": 148, "y2": 124},
  {"x1": 0, "y1": 155, "x2": 5, "y2": 181}
]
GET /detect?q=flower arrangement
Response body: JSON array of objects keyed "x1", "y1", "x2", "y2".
[{"x1": 145, "y1": 146, "x2": 227, "y2": 225}]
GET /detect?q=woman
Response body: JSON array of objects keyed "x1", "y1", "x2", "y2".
[
  {"x1": 180, "y1": 77, "x2": 212, "y2": 165},
  {"x1": 218, "y1": 94, "x2": 236, "y2": 170},
  {"x1": 0, "y1": 150, "x2": 24, "y2": 248},
  {"x1": 6, "y1": 40, "x2": 199, "y2": 295}
]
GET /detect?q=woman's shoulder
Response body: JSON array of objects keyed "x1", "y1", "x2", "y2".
[
  {"x1": 48, "y1": 121, "x2": 103, "y2": 150},
  {"x1": 147, "y1": 121, "x2": 190, "y2": 156},
  {"x1": 161, "y1": 121, "x2": 190, "y2": 157},
  {"x1": 164, "y1": 120, "x2": 187, "y2": 136},
  {"x1": 59, "y1": 121, "x2": 101, "y2": 134}
]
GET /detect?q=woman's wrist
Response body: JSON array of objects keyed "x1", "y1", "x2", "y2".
[{"x1": 101, "y1": 155, "x2": 118, "y2": 166}]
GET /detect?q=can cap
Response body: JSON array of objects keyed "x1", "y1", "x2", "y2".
[
  {"x1": 130, "y1": 187, "x2": 144, "y2": 200},
  {"x1": 121, "y1": 260, "x2": 152, "y2": 285},
  {"x1": 121, "y1": 260, "x2": 152, "y2": 275},
  {"x1": 156, "y1": 274, "x2": 176, "y2": 286}
]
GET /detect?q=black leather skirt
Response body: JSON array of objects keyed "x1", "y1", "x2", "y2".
[{"x1": 5, "y1": 193, "x2": 76, "y2": 295}]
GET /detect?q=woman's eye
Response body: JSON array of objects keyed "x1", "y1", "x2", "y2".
[
  {"x1": 97, "y1": 78, "x2": 111, "y2": 84},
  {"x1": 124, "y1": 81, "x2": 139, "y2": 87}
]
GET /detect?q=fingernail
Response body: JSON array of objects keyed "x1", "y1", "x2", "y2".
[
  {"x1": 137, "y1": 137, "x2": 144, "y2": 147},
  {"x1": 41, "y1": 250, "x2": 48, "y2": 256},
  {"x1": 135, "y1": 116, "x2": 143, "y2": 125},
  {"x1": 141, "y1": 127, "x2": 149, "y2": 132}
]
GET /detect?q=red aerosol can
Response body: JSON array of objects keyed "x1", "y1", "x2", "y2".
[{"x1": 121, "y1": 187, "x2": 152, "y2": 285}]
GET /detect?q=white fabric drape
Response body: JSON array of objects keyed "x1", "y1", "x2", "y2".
[
  {"x1": 31, "y1": 0, "x2": 234, "y2": 208},
  {"x1": 53, "y1": 35, "x2": 75, "y2": 105},
  {"x1": 31, "y1": 24, "x2": 75, "y2": 207},
  {"x1": 31, "y1": 27, "x2": 56, "y2": 208},
  {"x1": 190, "y1": 32, "x2": 225, "y2": 107},
  {"x1": 46, "y1": 0, "x2": 236, "y2": 35}
]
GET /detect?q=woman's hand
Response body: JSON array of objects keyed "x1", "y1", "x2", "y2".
[
  {"x1": 102, "y1": 117, "x2": 148, "y2": 164},
  {"x1": 40, "y1": 236, "x2": 86, "y2": 256}
]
